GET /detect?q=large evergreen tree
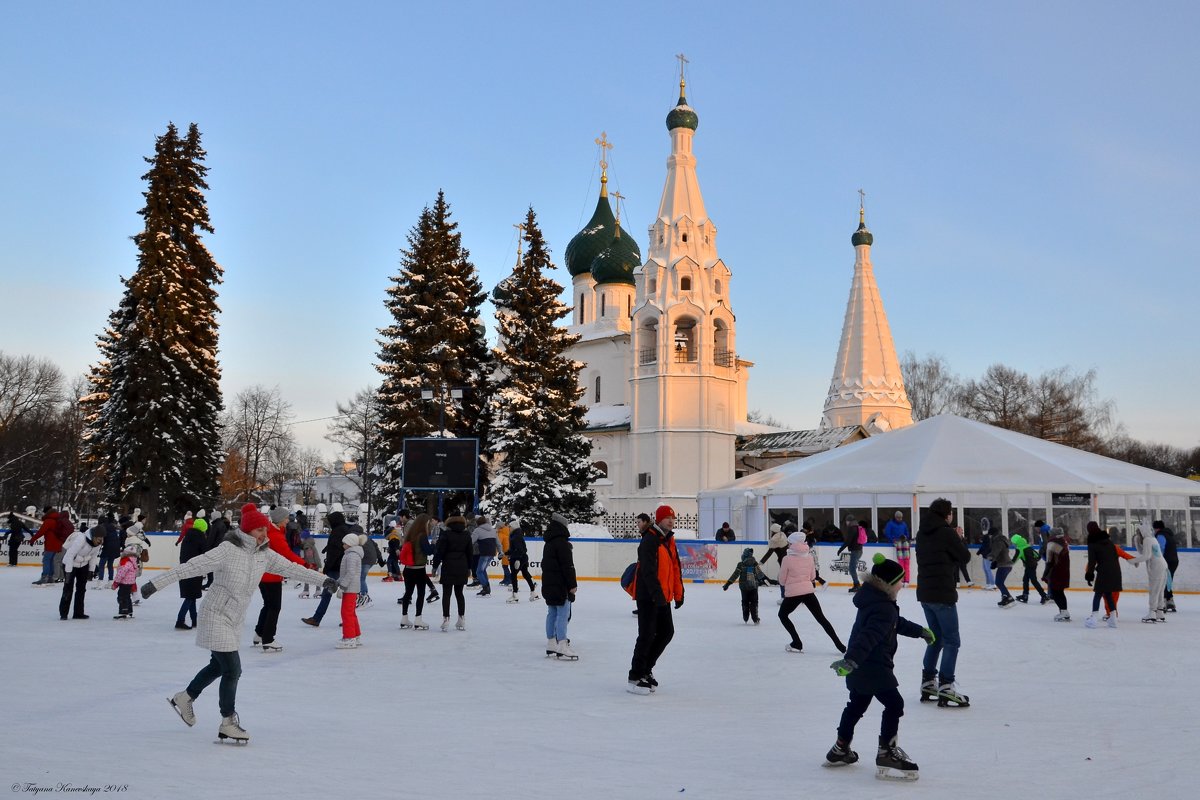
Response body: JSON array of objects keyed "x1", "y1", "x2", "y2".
[
  {"x1": 92, "y1": 122, "x2": 224, "y2": 526},
  {"x1": 481, "y1": 208, "x2": 599, "y2": 529},
  {"x1": 376, "y1": 191, "x2": 491, "y2": 506}
]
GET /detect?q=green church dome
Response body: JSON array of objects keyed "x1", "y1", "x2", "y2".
[
  {"x1": 852, "y1": 221, "x2": 873, "y2": 247},
  {"x1": 492, "y1": 274, "x2": 515, "y2": 305},
  {"x1": 666, "y1": 94, "x2": 699, "y2": 132},
  {"x1": 565, "y1": 190, "x2": 617, "y2": 277},
  {"x1": 591, "y1": 229, "x2": 642, "y2": 285}
]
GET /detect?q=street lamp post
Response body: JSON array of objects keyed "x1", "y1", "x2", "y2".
[{"x1": 355, "y1": 457, "x2": 372, "y2": 532}]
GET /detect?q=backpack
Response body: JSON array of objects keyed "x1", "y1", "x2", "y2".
[
  {"x1": 398, "y1": 540, "x2": 415, "y2": 567},
  {"x1": 856, "y1": 527, "x2": 867, "y2": 546},
  {"x1": 1022, "y1": 546, "x2": 1041, "y2": 564},
  {"x1": 620, "y1": 562, "x2": 638, "y2": 599}
]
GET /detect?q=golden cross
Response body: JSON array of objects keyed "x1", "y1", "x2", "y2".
[
  {"x1": 594, "y1": 131, "x2": 613, "y2": 174},
  {"x1": 513, "y1": 222, "x2": 525, "y2": 265},
  {"x1": 611, "y1": 190, "x2": 625, "y2": 237},
  {"x1": 676, "y1": 52, "x2": 689, "y2": 86},
  {"x1": 858, "y1": 188, "x2": 866, "y2": 223}
]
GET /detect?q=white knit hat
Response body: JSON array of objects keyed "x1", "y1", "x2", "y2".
[{"x1": 343, "y1": 533, "x2": 361, "y2": 548}]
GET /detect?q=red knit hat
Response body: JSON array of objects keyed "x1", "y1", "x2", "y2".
[
  {"x1": 239, "y1": 503, "x2": 270, "y2": 533},
  {"x1": 654, "y1": 505, "x2": 676, "y2": 524}
]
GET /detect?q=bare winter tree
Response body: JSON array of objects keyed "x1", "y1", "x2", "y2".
[
  {"x1": 1025, "y1": 367, "x2": 1115, "y2": 451},
  {"x1": 957, "y1": 364, "x2": 1033, "y2": 431},
  {"x1": 222, "y1": 385, "x2": 295, "y2": 504},
  {"x1": 747, "y1": 409, "x2": 790, "y2": 428},
  {"x1": 900, "y1": 351, "x2": 961, "y2": 421},
  {"x1": 0, "y1": 352, "x2": 63, "y2": 433},
  {"x1": 292, "y1": 447, "x2": 326, "y2": 507},
  {"x1": 325, "y1": 386, "x2": 383, "y2": 514}
]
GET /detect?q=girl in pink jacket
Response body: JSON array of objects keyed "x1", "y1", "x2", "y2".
[{"x1": 778, "y1": 533, "x2": 846, "y2": 654}]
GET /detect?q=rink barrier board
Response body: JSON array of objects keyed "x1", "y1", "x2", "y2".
[{"x1": 5, "y1": 533, "x2": 1197, "y2": 593}]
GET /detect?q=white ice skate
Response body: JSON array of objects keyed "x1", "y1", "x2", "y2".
[
  {"x1": 936, "y1": 682, "x2": 969, "y2": 708},
  {"x1": 528, "y1": 583, "x2": 539, "y2": 601},
  {"x1": 455, "y1": 615, "x2": 466, "y2": 631},
  {"x1": 545, "y1": 638, "x2": 558, "y2": 657},
  {"x1": 399, "y1": 615, "x2": 412, "y2": 629},
  {"x1": 299, "y1": 591, "x2": 310, "y2": 599},
  {"x1": 413, "y1": 617, "x2": 429, "y2": 630},
  {"x1": 335, "y1": 637, "x2": 360, "y2": 649},
  {"x1": 1053, "y1": 611, "x2": 1072, "y2": 622},
  {"x1": 785, "y1": 643, "x2": 803, "y2": 653},
  {"x1": 216, "y1": 713, "x2": 249, "y2": 744},
  {"x1": 554, "y1": 640, "x2": 579, "y2": 661},
  {"x1": 440, "y1": 617, "x2": 450, "y2": 632},
  {"x1": 1084, "y1": 614, "x2": 1098, "y2": 628},
  {"x1": 1106, "y1": 613, "x2": 1118, "y2": 628},
  {"x1": 169, "y1": 691, "x2": 196, "y2": 727},
  {"x1": 506, "y1": 592, "x2": 519, "y2": 604},
  {"x1": 261, "y1": 641, "x2": 283, "y2": 652}
]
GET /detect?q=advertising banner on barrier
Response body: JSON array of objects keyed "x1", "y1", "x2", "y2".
[{"x1": 676, "y1": 542, "x2": 719, "y2": 581}]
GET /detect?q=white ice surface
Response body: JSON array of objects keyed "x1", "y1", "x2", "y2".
[{"x1": 0, "y1": 565, "x2": 1193, "y2": 799}]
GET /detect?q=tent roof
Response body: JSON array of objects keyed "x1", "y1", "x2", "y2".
[{"x1": 703, "y1": 414, "x2": 1200, "y2": 497}]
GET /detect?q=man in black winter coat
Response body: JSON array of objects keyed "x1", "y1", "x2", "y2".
[
  {"x1": 302, "y1": 511, "x2": 347, "y2": 627},
  {"x1": 1152, "y1": 521, "x2": 1180, "y2": 610},
  {"x1": 914, "y1": 498, "x2": 971, "y2": 704}
]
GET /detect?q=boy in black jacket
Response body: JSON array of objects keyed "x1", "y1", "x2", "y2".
[{"x1": 825, "y1": 554, "x2": 934, "y2": 781}]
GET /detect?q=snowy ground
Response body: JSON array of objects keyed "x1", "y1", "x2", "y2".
[{"x1": 0, "y1": 565, "x2": 1194, "y2": 799}]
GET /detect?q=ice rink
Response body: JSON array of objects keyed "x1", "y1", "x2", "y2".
[{"x1": 1, "y1": 564, "x2": 1193, "y2": 799}]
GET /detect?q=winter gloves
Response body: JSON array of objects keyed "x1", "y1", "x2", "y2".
[
  {"x1": 674, "y1": 597, "x2": 684, "y2": 610},
  {"x1": 921, "y1": 627, "x2": 936, "y2": 645},
  {"x1": 322, "y1": 577, "x2": 339, "y2": 595},
  {"x1": 141, "y1": 582, "x2": 157, "y2": 599},
  {"x1": 830, "y1": 658, "x2": 858, "y2": 677}
]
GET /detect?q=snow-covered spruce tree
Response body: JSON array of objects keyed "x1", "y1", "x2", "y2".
[
  {"x1": 95, "y1": 122, "x2": 224, "y2": 527},
  {"x1": 376, "y1": 191, "x2": 491, "y2": 505},
  {"x1": 80, "y1": 279, "x2": 137, "y2": 493},
  {"x1": 482, "y1": 207, "x2": 600, "y2": 530}
]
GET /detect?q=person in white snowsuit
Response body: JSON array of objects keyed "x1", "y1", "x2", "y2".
[
  {"x1": 141, "y1": 503, "x2": 334, "y2": 743},
  {"x1": 1129, "y1": 526, "x2": 1168, "y2": 622}
]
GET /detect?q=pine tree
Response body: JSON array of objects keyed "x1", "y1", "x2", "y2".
[
  {"x1": 93, "y1": 122, "x2": 224, "y2": 526},
  {"x1": 376, "y1": 191, "x2": 491, "y2": 505},
  {"x1": 80, "y1": 280, "x2": 138, "y2": 490},
  {"x1": 482, "y1": 208, "x2": 599, "y2": 530}
]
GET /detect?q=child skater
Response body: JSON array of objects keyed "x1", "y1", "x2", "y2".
[
  {"x1": 722, "y1": 547, "x2": 775, "y2": 624},
  {"x1": 825, "y1": 554, "x2": 935, "y2": 781},
  {"x1": 337, "y1": 533, "x2": 364, "y2": 648},
  {"x1": 112, "y1": 545, "x2": 140, "y2": 619},
  {"x1": 298, "y1": 531, "x2": 322, "y2": 598},
  {"x1": 1041, "y1": 527, "x2": 1072, "y2": 621},
  {"x1": 803, "y1": 522, "x2": 827, "y2": 588},
  {"x1": 1084, "y1": 521, "x2": 1133, "y2": 628}
]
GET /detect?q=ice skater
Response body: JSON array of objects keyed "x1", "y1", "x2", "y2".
[
  {"x1": 398, "y1": 514, "x2": 432, "y2": 630},
  {"x1": 884, "y1": 511, "x2": 911, "y2": 584},
  {"x1": 435, "y1": 514, "x2": 472, "y2": 631},
  {"x1": 824, "y1": 554, "x2": 934, "y2": 781},
  {"x1": 59, "y1": 525, "x2": 104, "y2": 620},
  {"x1": 112, "y1": 545, "x2": 139, "y2": 619},
  {"x1": 1153, "y1": 521, "x2": 1179, "y2": 612},
  {"x1": 722, "y1": 547, "x2": 774, "y2": 624},
  {"x1": 298, "y1": 530, "x2": 322, "y2": 598},
  {"x1": 141, "y1": 503, "x2": 334, "y2": 744},
  {"x1": 175, "y1": 516, "x2": 206, "y2": 630},
  {"x1": 336, "y1": 533, "x2": 364, "y2": 648},
  {"x1": 505, "y1": 518, "x2": 538, "y2": 602},
  {"x1": 1012, "y1": 532, "x2": 1048, "y2": 604},
  {"x1": 1041, "y1": 527, "x2": 1072, "y2": 621},
  {"x1": 627, "y1": 505, "x2": 685, "y2": 695},
  {"x1": 989, "y1": 527, "x2": 1015, "y2": 608},
  {"x1": 777, "y1": 533, "x2": 845, "y2": 653},
  {"x1": 541, "y1": 513, "x2": 578, "y2": 660},
  {"x1": 1083, "y1": 521, "x2": 1133, "y2": 628},
  {"x1": 1129, "y1": 526, "x2": 1168, "y2": 623}
]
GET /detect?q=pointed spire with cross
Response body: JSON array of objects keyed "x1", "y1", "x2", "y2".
[
  {"x1": 858, "y1": 188, "x2": 866, "y2": 225},
  {"x1": 513, "y1": 222, "x2": 525, "y2": 268},
  {"x1": 676, "y1": 52, "x2": 689, "y2": 97},
  {"x1": 610, "y1": 189, "x2": 625, "y2": 239}
]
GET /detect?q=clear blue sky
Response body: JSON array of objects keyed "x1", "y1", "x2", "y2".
[{"x1": 2, "y1": 1, "x2": 1197, "y2": 457}]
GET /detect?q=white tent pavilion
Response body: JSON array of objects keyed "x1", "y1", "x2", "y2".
[{"x1": 701, "y1": 414, "x2": 1199, "y2": 546}]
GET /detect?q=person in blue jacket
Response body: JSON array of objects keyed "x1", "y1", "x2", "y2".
[{"x1": 824, "y1": 554, "x2": 933, "y2": 780}]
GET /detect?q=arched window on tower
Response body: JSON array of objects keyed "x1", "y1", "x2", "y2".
[
  {"x1": 714, "y1": 320, "x2": 732, "y2": 367},
  {"x1": 627, "y1": 296, "x2": 632, "y2": 318},
  {"x1": 593, "y1": 461, "x2": 608, "y2": 479},
  {"x1": 673, "y1": 317, "x2": 698, "y2": 363},
  {"x1": 579, "y1": 294, "x2": 586, "y2": 324},
  {"x1": 680, "y1": 276, "x2": 692, "y2": 292},
  {"x1": 714, "y1": 278, "x2": 722, "y2": 295},
  {"x1": 639, "y1": 319, "x2": 658, "y2": 365},
  {"x1": 600, "y1": 293, "x2": 606, "y2": 318},
  {"x1": 649, "y1": 277, "x2": 657, "y2": 294},
  {"x1": 682, "y1": 232, "x2": 688, "y2": 243},
  {"x1": 594, "y1": 375, "x2": 601, "y2": 404}
]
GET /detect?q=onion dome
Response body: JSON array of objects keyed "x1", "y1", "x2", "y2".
[
  {"x1": 851, "y1": 206, "x2": 873, "y2": 247},
  {"x1": 591, "y1": 229, "x2": 641, "y2": 285},
  {"x1": 492, "y1": 274, "x2": 516, "y2": 305},
  {"x1": 565, "y1": 188, "x2": 617, "y2": 277},
  {"x1": 666, "y1": 84, "x2": 699, "y2": 132}
]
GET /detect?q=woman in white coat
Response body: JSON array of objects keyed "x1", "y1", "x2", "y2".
[
  {"x1": 141, "y1": 503, "x2": 333, "y2": 743},
  {"x1": 1129, "y1": 526, "x2": 1168, "y2": 623}
]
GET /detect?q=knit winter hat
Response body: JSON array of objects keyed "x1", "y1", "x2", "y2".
[
  {"x1": 770, "y1": 523, "x2": 782, "y2": 535},
  {"x1": 197, "y1": 509, "x2": 206, "y2": 519},
  {"x1": 343, "y1": 533, "x2": 361, "y2": 549},
  {"x1": 787, "y1": 532, "x2": 806, "y2": 546},
  {"x1": 654, "y1": 505, "x2": 676, "y2": 524},
  {"x1": 741, "y1": 547, "x2": 754, "y2": 559},
  {"x1": 239, "y1": 503, "x2": 270, "y2": 533},
  {"x1": 269, "y1": 506, "x2": 290, "y2": 525},
  {"x1": 192, "y1": 518, "x2": 208, "y2": 533},
  {"x1": 871, "y1": 552, "x2": 905, "y2": 586}
]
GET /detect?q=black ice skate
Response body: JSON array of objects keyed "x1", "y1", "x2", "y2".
[
  {"x1": 937, "y1": 682, "x2": 970, "y2": 708},
  {"x1": 216, "y1": 713, "x2": 249, "y2": 745},
  {"x1": 824, "y1": 740, "x2": 859, "y2": 767},
  {"x1": 626, "y1": 676, "x2": 653, "y2": 695},
  {"x1": 876, "y1": 737, "x2": 918, "y2": 781},
  {"x1": 919, "y1": 678, "x2": 939, "y2": 702}
]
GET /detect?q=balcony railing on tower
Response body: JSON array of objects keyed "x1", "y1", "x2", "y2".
[
  {"x1": 638, "y1": 347, "x2": 657, "y2": 365},
  {"x1": 714, "y1": 349, "x2": 735, "y2": 367}
]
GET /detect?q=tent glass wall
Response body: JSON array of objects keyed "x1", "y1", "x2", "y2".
[
  {"x1": 1098, "y1": 507, "x2": 1129, "y2": 544},
  {"x1": 1052, "y1": 506, "x2": 1092, "y2": 544},
  {"x1": 1161, "y1": 509, "x2": 1187, "y2": 547},
  {"x1": 963, "y1": 507, "x2": 1001, "y2": 547}
]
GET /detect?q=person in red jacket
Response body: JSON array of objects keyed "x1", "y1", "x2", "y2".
[
  {"x1": 252, "y1": 507, "x2": 311, "y2": 652},
  {"x1": 627, "y1": 505, "x2": 685, "y2": 695},
  {"x1": 30, "y1": 508, "x2": 70, "y2": 585}
]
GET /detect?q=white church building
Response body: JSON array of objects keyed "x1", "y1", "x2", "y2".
[{"x1": 559, "y1": 75, "x2": 913, "y2": 536}]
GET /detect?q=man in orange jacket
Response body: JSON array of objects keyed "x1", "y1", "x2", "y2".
[{"x1": 628, "y1": 505, "x2": 685, "y2": 694}]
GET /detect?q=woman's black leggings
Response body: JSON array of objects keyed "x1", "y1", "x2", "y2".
[
  {"x1": 510, "y1": 557, "x2": 535, "y2": 590},
  {"x1": 779, "y1": 593, "x2": 845, "y2": 650},
  {"x1": 441, "y1": 582, "x2": 466, "y2": 617},
  {"x1": 400, "y1": 567, "x2": 426, "y2": 615},
  {"x1": 1049, "y1": 587, "x2": 1068, "y2": 611}
]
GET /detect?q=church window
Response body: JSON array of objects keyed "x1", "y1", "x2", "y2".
[
  {"x1": 682, "y1": 233, "x2": 688, "y2": 243},
  {"x1": 649, "y1": 277, "x2": 657, "y2": 294},
  {"x1": 600, "y1": 294, "x2": 606, "y2": 317},
  {"x1": 579, "y1": 294, "x2": 586, "y2": 323},
  {"x1": 594, "y1": 375, "x2": 601, "y2": 404},
  {"x1": 593, "y1": 461, "x2": 608, "y2": 479},
  {"x1": 680, "y1": 276, "x2": 692, "y2": 292},
  {"x1": 627, "y1": 296, "x2": 632, "y2": 318},
  {"x1": 714, "y1": 279, "x2": 722, "y2": 295}
]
